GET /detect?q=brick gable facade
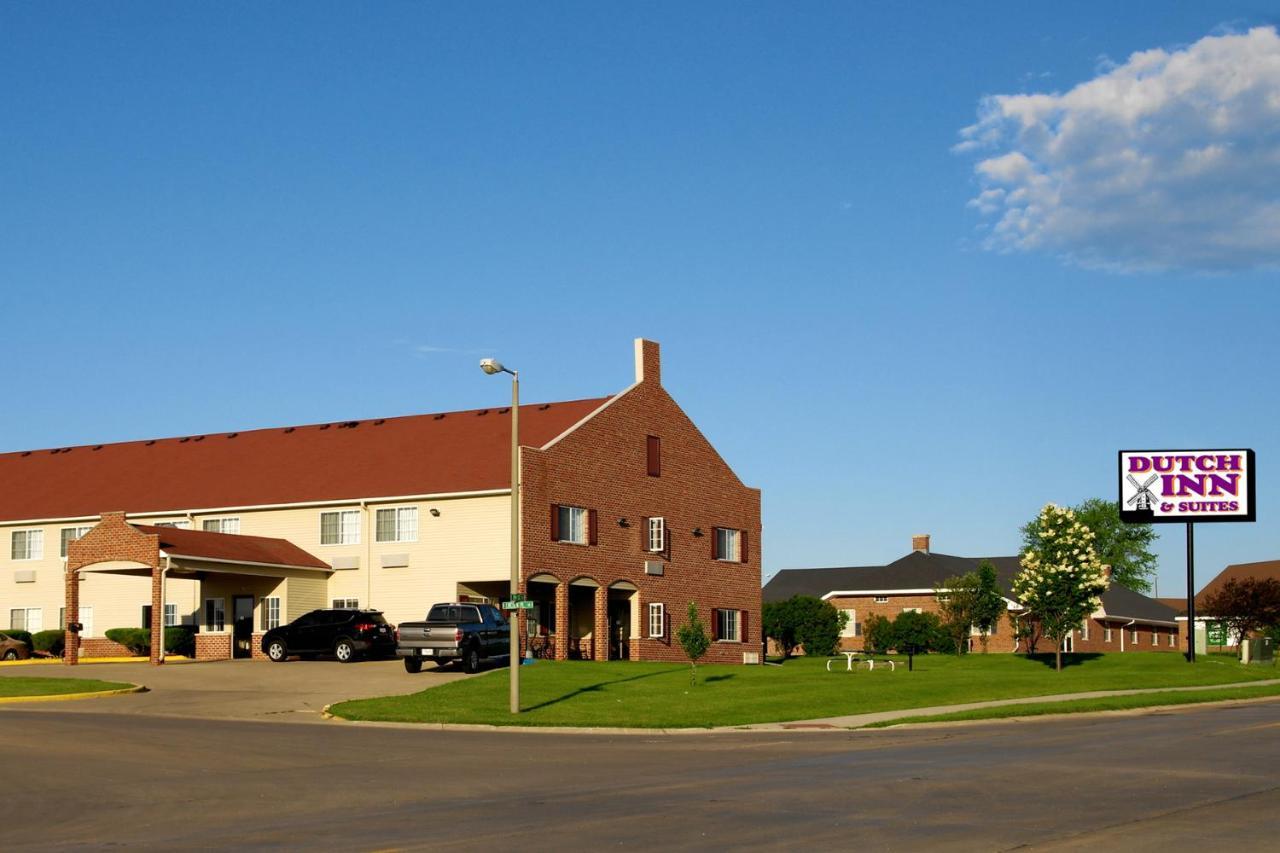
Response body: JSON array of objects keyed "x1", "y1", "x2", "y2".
[{"x1": 519, "y1": 341, "x2": 762, "y2": 664}]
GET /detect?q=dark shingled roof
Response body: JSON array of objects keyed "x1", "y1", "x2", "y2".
[
  {"x1": 764, "y1": 552, "x2": 1024, "y2": 602},
  {"x1": 1099, "y1": 584, "x2": 1179, "y2": 624},
  {"x1": 766, "y1": 550, "x2": 1177, "y2": 624}
]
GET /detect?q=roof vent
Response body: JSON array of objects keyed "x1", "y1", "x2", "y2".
[
  {"x1": 92, "y1": 445, "x2": 103, "y2": 451},
  {"x1": 283, "y1": 427, "x2": 295, "y2": 434},
  {"x1": 145, "y1": 440, "x2": 156, "y2": 446},
  {"x1": 539, "y1": 404, "x2": 550, "y2": 411},
  {"x1": 21, "y1": 451, "x2": 31, "y2": 457},
  {"x1": 227, "y1": 433, "x2": 238, "y2": 439},
  {"x1": 499, "y1": 407, "x2": 510, "y2": 414},
  {"x1": 193, "y1": 436, "x2": 205, "y2": 442},
  {"x1": 373, "y1": 419, "x2": 385, "y2": 425},
  {"x1": 319, "y1": 424, "x2": 331, "y2": 430},
  {"x1": 341, "y1": 421, "x2": 359, "y2": 429},
  {"x1": 179, "y1": 437, "x2": 190, "y2": 443},
  {"x1": 434, "y1": 414, "x2": 446, "y2": 420},
  {"x1": 477, "y1": 409, "x2": 489, "y2": 416}
]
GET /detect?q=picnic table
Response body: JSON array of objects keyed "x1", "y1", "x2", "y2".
[{"x1": 826, "y1": 651, "x2": 896, "y2": 672}]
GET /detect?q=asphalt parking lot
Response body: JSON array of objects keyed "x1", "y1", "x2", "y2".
[{"x1": 1, "y1": 657, "x2": 470, "y2": 721}]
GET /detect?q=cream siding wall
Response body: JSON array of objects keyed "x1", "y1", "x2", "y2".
[{"x1": 0, "y1": 493, "x2": 510, "y2": 640}]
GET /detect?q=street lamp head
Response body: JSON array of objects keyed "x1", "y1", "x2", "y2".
[{"x1": 479, "y1": 358, "x2": 504, "y2": 375}]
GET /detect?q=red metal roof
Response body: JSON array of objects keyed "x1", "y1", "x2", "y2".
[
  {"x1": 0, "y1": 398, "x2": 609, "y2": 522},
  {"x1": 133, "y1": 524, "x2": 330, "y2": 571}
]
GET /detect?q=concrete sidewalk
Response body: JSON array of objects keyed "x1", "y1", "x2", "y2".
[{"x1": 743, "y1": 677, "x2": 1280, "y2": 730}]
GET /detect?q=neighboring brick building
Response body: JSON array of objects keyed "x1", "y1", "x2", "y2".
[
  {"x1": 1161, "y1": 558, "x2": 1280, "y2": 650},
  {"x1": 0, "y1": 339, "x2": 761, "y2": 665},
  {"x1": 764, "y1": 535, "x2": 1181, "y2": 654}
]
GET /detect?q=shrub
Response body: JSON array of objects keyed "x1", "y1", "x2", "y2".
[
  {"x1": 105, "y1": 627, "x2": 150, "y2": 655},
  {"x1": 32, "y1": 629, "x2": 65, "y2": 656},
  {"x1": 892, "y1": 610, "x2": 949, "y2": 654},
  {"x1": 164, "y1": 626, "x2": 195, "y2": 657},
  {"x1": 763, "y1": 596, "x2": 848, "y2": 659},
  {"x1": 864, "y1": 614, "x2": 894, "y2": 654},
  {"x1": 1, "y1": 629, "x2": 34, "y2": 651}
]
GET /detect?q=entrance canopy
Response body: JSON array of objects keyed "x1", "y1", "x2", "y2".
[{"x1": 82, "y1": 524, "x2": 333, "y2": 580}]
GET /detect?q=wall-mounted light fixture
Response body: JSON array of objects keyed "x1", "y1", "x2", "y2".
[
  {"x1": 617, "y1": 518, "x2": 629, "y2": 528},
  {"x1": 429, "y1": 508, "x2": 441, "y2": 517},
  {"x1": 692, "y1": 527, "x2": 704, "y2": 537}
]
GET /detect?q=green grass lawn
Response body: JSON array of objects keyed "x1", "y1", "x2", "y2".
[
  {"x1": 0, "y1": 677, "x2": 133, "y2": 699},
  {"x1": 330, "y1": 652, "x2": 1277, "y2": 728}
]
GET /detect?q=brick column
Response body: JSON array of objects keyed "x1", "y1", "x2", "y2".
[
  {"x1": 149, "y1": 565, "x2": 164, "y2": 665},
  {"x1": 593, "y1": 586, "x2": 608, "y2": 661},
  {"x1": 554, "y1": 582, "x2": 569, "y2": 661},
  {"x1": 63, "y1": 568, "x2": 80, "y2": 666}
]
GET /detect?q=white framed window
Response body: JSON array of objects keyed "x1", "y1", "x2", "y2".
[
  {"x1": 320, "y1": 510, "x2": 361, "y2": 545},
  {"x1": 202, "y1": 518, "x2": 240, "y2": 534},
  {"x1": 154, "y1": 520, "x2": 191, "y2": 529},
  {"x1": 874, "y1": 595, "x2": 889, "y2": 604},
  {"x1": 261, "y1": 597, "x2": 281, "y2": 630},
  {"x1": 840, "y1": 609, "x2": 860, "y2": 638},
  {"x1": 1131, "y1": 628, "x2": 1139, "y2": 643},
  {"x1": 647, "y1": 517, "x2": 665, "y2": 552},
  {"x1": 1105, "y1": 626, "x2": 1113, "y2": 642},
  {"x1": 902, "y1": 607, "x2": 922, "y2": 614},
  {"x1": 714, "y1": 528, "x2": 741, "y2": 562},
  {"x1": 164, "y1": 604, "x2": 177, "y2": 627},
  {"x1": 556, "y1": 505, "x2": 587, "y2": 544},
  {"x1": 9, "y1": 607, "x2": 42, "y2": 632},
  {"x1": 204, "y1": 598, "x2": 225, "y2": 632},
  {"x1": 1081, "y1": 622, "x2": 1091, "y2": 641},
  {"x1": 60, "y1": 526, "x2": 93, "y2": 558},
  {"x1": 716, "y1": 608, "x2": 740, "y2": 642},
  {"x1": 648, "y1": 602, "x2": 665, "y2": 638},
  {"x1": 11, "y1": 529, "x2": 43, "y2": 561},
  {"x1": 1169, "y1": 631, "x2": 1176, "y2": 647},
  {"x1": 376, "y1": 507, "x2": 418, "y2": 543},
  {"x1": 1152, "y1": 629, "x2": 1159, "y2": 645},
  {"x1": 332, "y1": 598, "x2": 359, "y2": 609}
]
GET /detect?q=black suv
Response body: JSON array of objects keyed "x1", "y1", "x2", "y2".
[{"x1": 262, "y1": 609, "x2": 396, "y2": 663}]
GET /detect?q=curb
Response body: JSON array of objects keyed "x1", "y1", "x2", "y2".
[
  {"x1": 0, "y1": 656, "x2": 193, "y2": 667},
  {"x1": 865, "y1": 692, "x2": 1280, "y2": 731},
  {"x1": 0, "y1": 683, "x2": 148, "y2": 705}
]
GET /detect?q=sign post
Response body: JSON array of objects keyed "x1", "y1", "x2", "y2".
[{"x1": 1118, "y1": 449, "x2": 1256, "y2": 663}]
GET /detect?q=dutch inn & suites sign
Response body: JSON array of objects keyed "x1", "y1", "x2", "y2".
[{"x1": 1118, "y1": 449, "x2": 1256, "y2": 524}]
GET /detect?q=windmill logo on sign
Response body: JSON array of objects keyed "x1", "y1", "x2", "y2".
[{"x1": 1126, "y1": 473, "x2": 1159, "y2": 511}]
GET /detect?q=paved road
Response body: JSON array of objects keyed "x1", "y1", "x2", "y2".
[{"x1": 2, "y1": 699, "x2": 1278, "y2": 851}]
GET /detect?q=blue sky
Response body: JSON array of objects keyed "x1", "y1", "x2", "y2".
[{"x1": 2, "y1": 3, "x2": 1276, "y2": 596}]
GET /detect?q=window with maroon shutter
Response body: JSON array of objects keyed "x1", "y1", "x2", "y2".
[
  {"x1": 646, "y1": 435, "x2": 661, "y2": 477},
  {"x1": 740, "y1": 530, "x2": 749, "y2": 563},
  {"x1": 550, "y1": 504, "x2": 561, "y2": 541},
  {"x1": 588, "y1": 509, "x2": 598, "y2": 545},
  {"x1": 711, "y1": 529, "x2": 720, "y2": 560},
  {"x1": 741, "y1": 610, "x2": 749, "y2": 644},
  {"x1": 553, "y1": 505, "x2": 588, "y2": 544},
  {"x1": 710, "y1": 608, "x2": 719, "y2": 641}
]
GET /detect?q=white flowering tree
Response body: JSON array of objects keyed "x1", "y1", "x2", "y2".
[{"x1": 1013, "y1": 503, "x2": 1111, "y2": 672}]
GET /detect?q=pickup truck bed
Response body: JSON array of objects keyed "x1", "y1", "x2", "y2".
[{"x1": 397, "y1": 602, "x2": 510, "y2": 674}]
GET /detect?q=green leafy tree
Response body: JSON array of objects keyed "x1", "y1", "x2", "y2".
[
  {"x1": 763, "y1": 596, "x2": 848, "y2": 659},
  {"x1": 864, "y1": 614, "x2": 895, "y2": 655},
  {"x1": 1201, "y1": 577, "x2": 1280, "y2": 653},
  {"x1": 762, "y1": 598, "x2": 799, "y2": 659},
  {"x1": 885, "y1": 610, "x2": 948, "y2": 670},
  {"x1": 937, "y1": 574, "x2": 979, "y2": 655},
  {"x1": 1014, "y1": 503, "x2": 1110, "y2": 671},
  {"x1": 675, "y1": 602, "x2": 711, "y2": 686},
  {"x1": 971, "y1": 561, "x2": 1007, "y2": 653},
  {"x1": 1022, "y1": 497, "x2": 1157, "y2": 593}
]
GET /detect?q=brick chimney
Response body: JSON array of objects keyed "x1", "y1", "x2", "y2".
[
  {"x1": 634, "y1": 338, "x2": 661, "y2": 385},
  {"x1": 912, "y1": 534, "x2": 930, "y2": 554}
]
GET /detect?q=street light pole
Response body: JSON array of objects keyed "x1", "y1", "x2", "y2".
[{"x1": 482, "y1": 358, "x2": 521, "y2": 714}]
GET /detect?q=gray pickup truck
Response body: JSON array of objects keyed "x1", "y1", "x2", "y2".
[{"x1": 396, "y1": 602, "x2": 511, "y2": 674}]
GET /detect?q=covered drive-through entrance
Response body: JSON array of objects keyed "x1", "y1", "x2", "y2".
[{"x1": 64, "y1": 512, "x2": 332, "y2": 664}]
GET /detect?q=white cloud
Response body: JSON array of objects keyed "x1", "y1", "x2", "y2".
[{"x1": 956, "y1": 26, "x2": 1280, "y2": 272}]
